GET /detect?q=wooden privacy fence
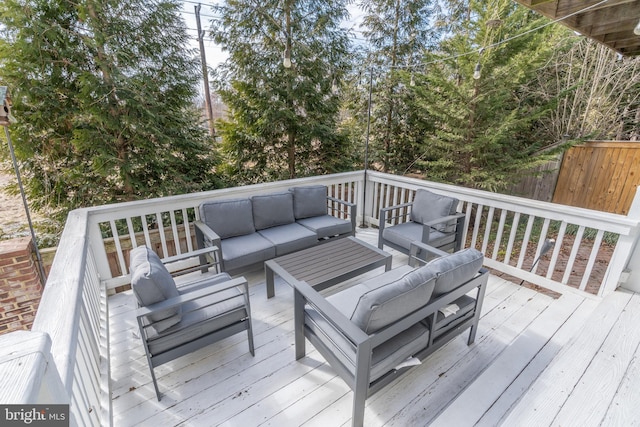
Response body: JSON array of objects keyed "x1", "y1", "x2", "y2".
[{"x1": 553, "y1": 141, "x2": 640, "y2": 215}]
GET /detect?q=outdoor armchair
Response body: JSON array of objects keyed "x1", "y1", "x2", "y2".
[
  {"x1": 378, "y1": 188, "x2": 465, "y2": 256},
  {"x1": 129, "y1": 245, "x2": 255, "y2": 401}
]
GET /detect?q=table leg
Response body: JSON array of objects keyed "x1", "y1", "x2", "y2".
[
  {"x1": 265, "y1": 262, "x2": 275, "y2": 299},
  {"x1": 384, "y1": 255, "x2": 392, "y2": 271}
]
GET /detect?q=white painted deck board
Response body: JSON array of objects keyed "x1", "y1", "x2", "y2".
[
  {"x1": 501, "y1": 289, "x2": 634, "y2": 426},
  {"x1": 108, "y1": 229, "x2": 639, "y2": 427}
]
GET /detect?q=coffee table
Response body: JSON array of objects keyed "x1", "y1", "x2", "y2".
[{"x1": 265, "y1": 237, "x2": 392, "y2": 298}]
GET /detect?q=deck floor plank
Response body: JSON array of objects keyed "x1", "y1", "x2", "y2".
[
  {"x1": 500, "y1": 289, "x2": 634, "y2": 426},
  {"x1": 432, "y1": 292, "x2": 597, "y2": 427},
  {"x1": 554, "y1": 291, "x2": 640, "y2": 426}
]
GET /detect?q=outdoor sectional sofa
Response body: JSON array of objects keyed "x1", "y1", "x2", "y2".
[{"x1": 195, "y1": 185, "x2": 356, "y2": 275}]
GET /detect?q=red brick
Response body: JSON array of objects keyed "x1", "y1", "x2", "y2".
[
  {"x1": 0, "y1": 258, "x2": 16, "y2": 267},
  {"x1": 6, "y1": 306, "x2": 31, "y2": 316}
]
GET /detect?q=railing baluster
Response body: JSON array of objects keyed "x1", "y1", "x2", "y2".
[
  {"x1": 109, "y1": 220, "x2": 126, "y2": 276},
  {"x1": 532, "y1": 218, "x2": 551, "y2": 275},
  {"x1": 169, "y1": 210, "x2": 181, "y2": 255},
  {"x1": 505, "y1": 212, "x2": 521, "y2": 265},
  {"x1": 155, "y1": 211, "x2": 169, "y2": 258},
  {"x1": 562, "y1": 226, "x2": 585, "y2": 285},
  {"x1": 492, "y1": 209, "x2": 507, "y2": 260},
  {"x1": 547, "y1": 222, "x2": 567, "y2": 279},
  {"x1": 183, "y1": 207, "x2": 194, "y2": 252},
  {"x1": 482, "y1": 206, "x2": 495, "y2": 255},
  {"x1": 126, "y1": 217, "x2": 137, "y2": 249},
  {"x1": 471, "y1": 204, "x2": 483, "y2": 250},
  {"x1": 517, "y1": 215, "x2": 535, "y2": 269},
  {"x1": 579, "y1": 229, "x2": 605, "y2": 291}
]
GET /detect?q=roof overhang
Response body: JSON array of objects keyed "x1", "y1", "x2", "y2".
[{"x1": 514, "y1": 0, "x2": 640, "y2": 56}]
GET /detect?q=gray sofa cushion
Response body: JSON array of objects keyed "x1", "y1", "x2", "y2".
[
  {"x1": 199, "y1": 198, "x2": 255, "y2": 239},
  {"x1": 337, "y1": 265, "x2": 437, "y2": 334},
  {"x1": 291, "y1": 185, "x2": 328, "y2": 219},
  {"x1": 146, "y1": 274, "x2": 247, "y2": 355},
  {"x1": 252, "y1": 192, "x2": 295, "y2": 230},
  {"x1": 297, "y1": 215, "x2": 352, "y2": 239},
  {"x1": 220, "y1": 233, "x2": 276, "y2": 272},
  {"x1": 258, "y1": 223, "x2": 318, "y2": 256},
  {"x1": 382, "y1": 221, "x2": 455, "y2": 250},
  {"x1": 429, "y1": 248, "x2": 484, "y2": 297},
  {"x1": 130, "y1": 246, "x2": 181, "y2": 333},
  {"x1": 410, "y1": 189, "x2": 458, "y2": 232}
]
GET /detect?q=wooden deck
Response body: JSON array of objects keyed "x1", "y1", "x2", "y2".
[{"x1": 108, "y1": 229, "x2": 640, "y2": 426}]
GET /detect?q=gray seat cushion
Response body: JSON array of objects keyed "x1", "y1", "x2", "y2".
[
  {"x1": 428, "y1": 248, "x2": 484, "y2": 297},
  {"x1": 290, "y1": 185, "x2": 328, "y2": 219},
  {"x1": 199, "y1": 198, "x2": 255, "y2": 239},
  {"x1": 305, "y1": 308, "x2": 430, "y2": 382},
  {"x1": 329, "y1": 264, "x2": 436, "y2": 334},
  {"x1": 257, "y1": 223, "x2": 318, "y2": 256},
  {"x1": 220, "y1": 233, "x2": 276, "y2": 271},
  {"x1": 297, "y1": 215, "x2": 352, "y2": 239},
  {"x1": 382, "y1": 221, "x2": 454, "y2": 251},
  {"x1": 410, "y1": 189, "x2": 459, "y2": 232},
  {"x1": 130, "y1": 246, "x2": 181, "y2": 333},
  {"x1": 251, "y1": 192, "x2": 296, "y2": 230},
  {"x1": 146, "y1": 274, "x2": 248, "y2": 355}
]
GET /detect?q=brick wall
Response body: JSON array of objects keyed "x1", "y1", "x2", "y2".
[{"x1": 0, "y1": 237, "x2": 44, "y2": 333}]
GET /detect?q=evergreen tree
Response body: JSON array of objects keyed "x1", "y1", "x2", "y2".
[
  {"x1": 358, "y1": 0, "x2": 436, "y2": 173},
  {"x1": 0, "y1": 0, "x2": 219, "y2": 222},
  {"x1": 211, "y1": 0, "x2": 354, "y2": 184},
  {"x1": 409, "y1": 0, "x2": 565, "y2": 191}
]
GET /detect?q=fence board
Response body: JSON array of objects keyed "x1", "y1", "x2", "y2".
[{"x1": 553, "y1": 141, "x2": 640, "y2": 215}]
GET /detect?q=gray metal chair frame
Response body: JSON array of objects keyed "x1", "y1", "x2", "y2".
[
  {"x1": 134, "y1": 246, "x2": 255, "y2": 401},
  {"x1": 293, "y1": 242, "x2": 488, "y2": 427},
  {"x1": 377, "y1": 200, "x2": 465, "y2": 254}
]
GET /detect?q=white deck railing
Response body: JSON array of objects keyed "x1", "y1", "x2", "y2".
[{"x1": 26, "y1": 170, "x2": 640, "y2": 426}]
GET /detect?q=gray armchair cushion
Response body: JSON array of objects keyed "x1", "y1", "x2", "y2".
[
  {"x1": 290, "y1": 185, "x2": 328, "y2": 219},
  {"x1": 382, "y1": 222, "x2": 455, "y2": 251},
  {"x1": 130, "y1": 246, "x2": 181, "y2": 333},
  {"x1": 251, "y1": 192, "x2": 295, "y2": 230},
  {"x1": 340, "y1": 265, "x2": 437, "y2": 334},
  {"x1": 199, "y1": 198, "x2": 255, "y2": 239},
  {"x1": 429, "y1": 248, "x2": 484, "y2": 297},
  {"x1": 410, "y1": 189, "x2": 458, "y2": 232},
  {"x1": 146, "y1": 277, "x2": 248, "y2": 355}
]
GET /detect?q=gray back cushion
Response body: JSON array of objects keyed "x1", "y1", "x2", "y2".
[
  {"x1": 350, "y1": 266, "x2": 437, "y2": 334},
  {"x1": 199, "y1": 198, "x2": 255, "y2": 239},
  {"x1": 430, "y1": 248, "x2": 484, "y2": 297},
  {"x1": 251, "y1": 192, "x2": 295, "y2": 230},
  {"x1": 410, "y1": 189, "x2": 458, "y2": 231},
  {"x1": 130, "y1": 246, "x2": 182, "y2": 332},
  {"x1": 290, "y1": 185, "x2": 327, "y2": 219}
]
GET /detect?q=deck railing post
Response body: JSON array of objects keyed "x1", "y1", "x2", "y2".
[{"x1": 618, "y1": 186, "x2": 640, "y2": 293}]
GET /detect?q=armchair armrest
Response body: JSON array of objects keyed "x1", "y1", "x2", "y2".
[
  {"x1": 379, "y1": 202, "x2": 413, "y2": 224},
  {"x1": 164, "y1": 246, "x2": 222, "y2": 276},
  {"x1": 423, "y1": 212, "x2": 465, "y2": 228},
  {"x1": 409, "y1": 241, "x2": 447, "y2": 266},
  {"x1": 327, "y1": 196, "x2": 357, "y2": 235},
  {"x1": 136, "y1": 276, "x2": 248, "y2": 320},
  {"x1": 293, "y1": 280, "x2": 369, "y2": 346},
  {"x1": 194, "y1": 220, "x2": 224, "y2": 271},
  {"x1": 194, "y1": 220, "x2": 222, "y2": 246}
]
